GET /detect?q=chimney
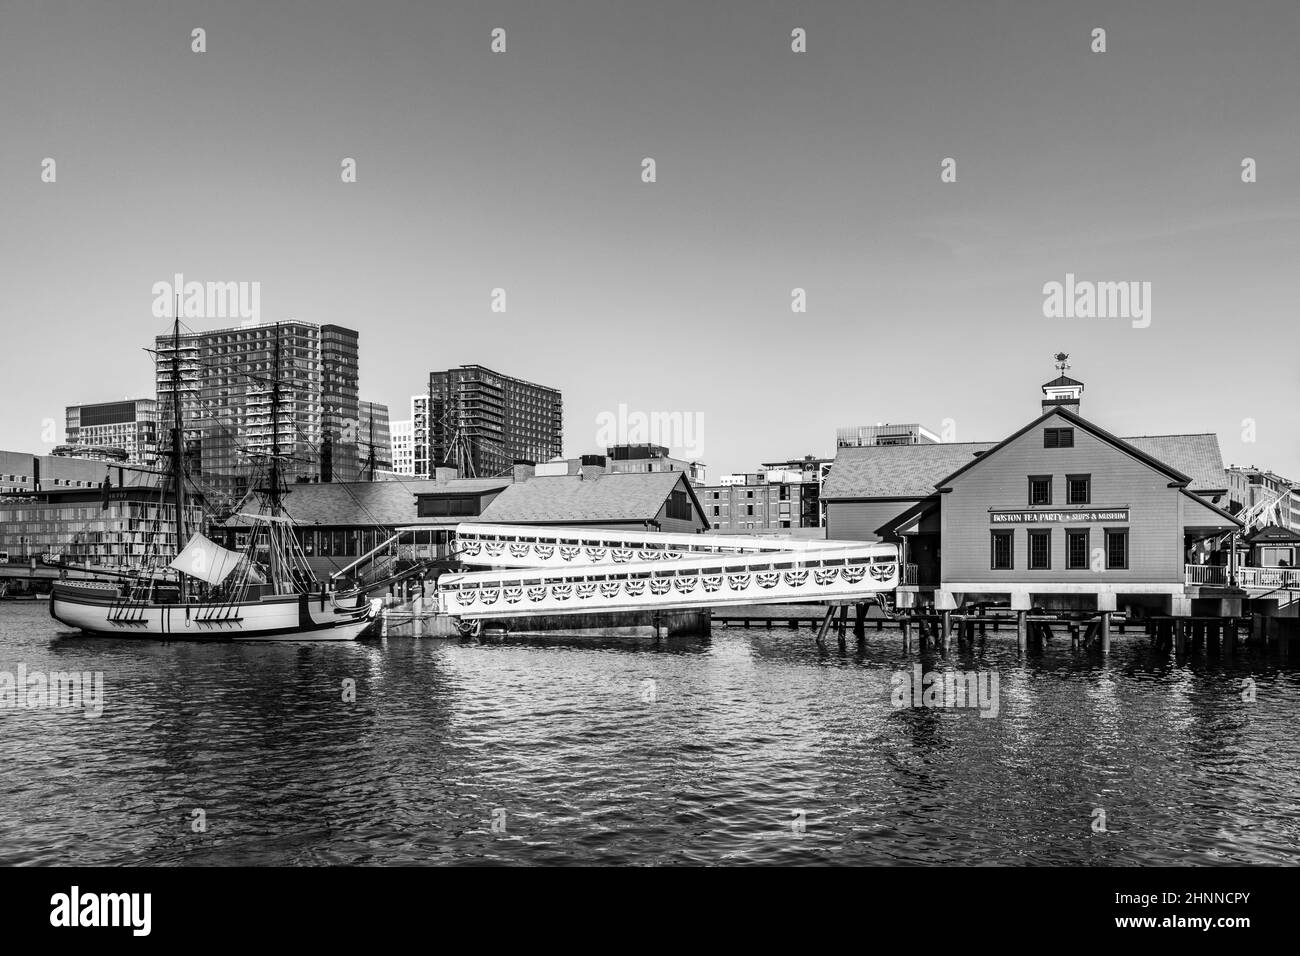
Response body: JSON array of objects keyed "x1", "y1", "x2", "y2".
[
  {"x1": 512, "y1": 459, "x2": 535, "y2": 483},
  {"x1": 433, "y1": 465, "x2": 458, "y2": 483},
  {"x1": 579, "y1": 454, "x2": 606, "y2": 481}
]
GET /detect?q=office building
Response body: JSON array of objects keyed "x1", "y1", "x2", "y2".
[
  {"x1": 837, "y1": 423, "x2": 940, "y2": 447},
  {"x1": 414, "y1": 365, "x2": 562, "y2": 478},
  {"x1": 64, "y1": 399, "x2": 158, "y2": 464},
  {"x1": 154, "y1": 320, "x2": 360, "y2": 502},
  {"x1": 390, "y1": 420, "x2": 415, "y2": 476},
  {"x1": 697, "y1": 455, "x2": 830, "y2": 533},
  {"x1": 1226, "y1": 466, "x2": 1299, "y2": 530}
]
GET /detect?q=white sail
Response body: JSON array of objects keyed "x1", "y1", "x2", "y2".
[{"x1": 169, "y1": 533, "x2": 244, "y2": 586}]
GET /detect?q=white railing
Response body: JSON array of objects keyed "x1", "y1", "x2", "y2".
[
  {"x1": 438, "y1": 545, "x2": 900, "y2": 618},
  {"x1": 1185, "y1": 564, "x2": 1228, "y2": 586},
  {"x1": 1185, "y1": 564, "x2": 1300, "y2": 590},
  {"x1": 446, "y1": 522, "x2": 843, "y2": 569},
  {"x1": 1238, "y1": 566, "x2": 1300, "y2": 591}
]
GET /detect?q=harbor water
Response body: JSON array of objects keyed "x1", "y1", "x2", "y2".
[{"x1": 1, "y1": 602, "x2": 1297, "y2": 866}]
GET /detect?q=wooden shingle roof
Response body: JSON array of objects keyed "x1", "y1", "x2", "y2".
[{"x1": 478, "y1": 471, "x2": 699, "y2": 524}]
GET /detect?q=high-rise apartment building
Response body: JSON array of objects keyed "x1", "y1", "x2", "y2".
[
  {"x1": 154, "y1": 320, "x2": 361, "y2": 503},
  {"x1": 414, "y1": 365, "x2": 562, "y2": 478},
  {"x1": 356, "y1": 400, "x2": 392, "y2": 478},
  {"x1": 64, "y1": 399, "x2": 158, "y2": 464}
]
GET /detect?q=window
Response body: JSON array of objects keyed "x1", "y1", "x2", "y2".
[
  {"x1": 712, "y1": 506, "x2": 719, "y2": 517},
  {"x1": 1028, "y1": 475, "x2": 1052, "y2": 506},
  {"x1": 1105, "y1": 528, "x2": 1128, "y2": 569},
  {"x1": 990, "y1": 530, "x2": 1014, "y2": 570},
  {"x1": 666, "y1": 489, "x2": 693, "y2": 521},
  {"x1": 417, "y1": 495, "x2": 480, "y2": 517},
  {"x1": 1028, "y1": 529, "x2": 1051, "y2": 569},
  {"x1": 1066, "y1": 529, "x2": 1089, "y2": 569},
  {"x1": 1044, "y1": 427, "x2": 1075, "y2": 448},
  {"x1": 1067, "y1": 474, "x2": 1091, "y2": 505},
  {"x1": 746, "y1": 505, "x2": 754, "y2": 516}
]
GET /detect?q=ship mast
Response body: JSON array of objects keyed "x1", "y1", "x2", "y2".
[
  {"x1": 268, "y1": 322, "x2": 283, "y2": 591},
  {"x1": 171, "y1": 309, "x2": 188, "y2": 600}
]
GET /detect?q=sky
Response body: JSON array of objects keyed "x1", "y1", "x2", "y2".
[{"x1": 1, "y1": 0, "x2": 1297, "y2": 480}]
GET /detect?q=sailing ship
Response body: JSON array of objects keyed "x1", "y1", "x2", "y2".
[{"x1": 49, "y1": 317, "x2": 378, "y2": 641}]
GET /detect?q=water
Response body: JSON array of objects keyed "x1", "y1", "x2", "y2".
[{"x1": 1, "y1": 603, "x2": 1297, "y2": 866}]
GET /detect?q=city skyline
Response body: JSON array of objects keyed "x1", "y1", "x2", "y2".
[{"x1": 2, "y1": 0, "x2": 1297, "y2": 480}]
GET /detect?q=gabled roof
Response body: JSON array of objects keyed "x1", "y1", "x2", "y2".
[
  {"x1": 477, "y1": 471, "x2": 705, "y2": 525},
  {"x1": 1243, "y1": 523, "x2": 1300, "y2": 544},
  {"x1": 216, "y1": 478, "x2": 511, "y2": 528},
  {"x1": 1042, "y1": 375, "x2": 1084, "y2": 389},
  {"x1": 1180, "y1": 489, "x2": 1243, "y2": 530},
  {"x1": 822, "y1": 410, "x2": 1232, "y2": 501},
  {"x1": 822, "y1": 443, "x2": 995, "y2": 500},
  {"x1": 873, "y1": 496, "x2": 940, "y2": 538},
  {"x1": 935, "y1": 407, "x2": 1192, "y2": 490}
]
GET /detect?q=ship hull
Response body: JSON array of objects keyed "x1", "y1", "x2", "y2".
[{"x1": 49, "y1": 582, "x2": 377, "y2": 641}]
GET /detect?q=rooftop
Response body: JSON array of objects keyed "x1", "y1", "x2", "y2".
[
  {"x1": 823, "y1": 427, "x2": 1228, "y2": 499},
  {"x1": 479, "y1": 471, "x2": 696, "y2": 524},
  {"x1": 216, "y1": 478, "x2": 511, "y2": 528},
  {"x1": 823, "y1": 442, "x2": 996, "y2": 498}
]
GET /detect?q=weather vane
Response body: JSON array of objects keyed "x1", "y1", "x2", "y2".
[{"x1": 1054, "y1": 352, "x2": 1070, "y2": 373}]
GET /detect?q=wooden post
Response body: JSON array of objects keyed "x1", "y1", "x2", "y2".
[
  {"x1": 902, "y1": 618, "x2": 912, "y2": 653},
  {"x1": 854, "y1": 602, "x2": 867, "y2": 639},
  {"x1": 1069, "y1": 623, "x2": 1080, "y2": 648},
  {"x1": 1100, "y1": 611, "x2": 1111, "y2": 655},
  {"x1": 1226, "y1": 620, "x2": 1237, "y2": 655},
  {"x1": 815, "y1": 606, "x2": 834, "y2": 647},
  {"x1": 941, "y1": 611, "x2": 951, "y2": 652},
  {"x1": 1175, "y1": 620, "x2": 1187, "y2": 654},
  {"x1": 1016, "y1": 611, "x2": 1027, "y2": 651},
  {"x1": 837, "y1": 605, "x2": 849, "y2": 651}
]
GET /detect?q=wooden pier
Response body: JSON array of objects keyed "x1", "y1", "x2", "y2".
[{"x1": 714, "y1": 602, "x2": 1293, "y2": 657}]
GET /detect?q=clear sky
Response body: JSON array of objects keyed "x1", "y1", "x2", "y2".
[{"x1": 2, "y1": 0, "x2": 1297, "y2": 479}]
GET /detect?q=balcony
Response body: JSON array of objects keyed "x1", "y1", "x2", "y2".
[
  {"x1": 1238, "y1": 566, "x2": 1300, "y2": 591},
  {"x1": 1185, "y1": 564, "x2": 1300, "y2": 590},
  {"x1": 899, "y1": 564, "x2": 939, "y2": 587},
  {"x1": 1185, "y1": 564, "x2": 1228, "y2": 587}
]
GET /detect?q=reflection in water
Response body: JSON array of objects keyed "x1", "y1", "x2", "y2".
[{"x1": 1, "y1": 603, "x2": 1297, "y2": 865}]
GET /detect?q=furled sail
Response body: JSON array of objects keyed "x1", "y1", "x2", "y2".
[{"x1": 169, "y1": 533, "x2": 244, "y2": 586}]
